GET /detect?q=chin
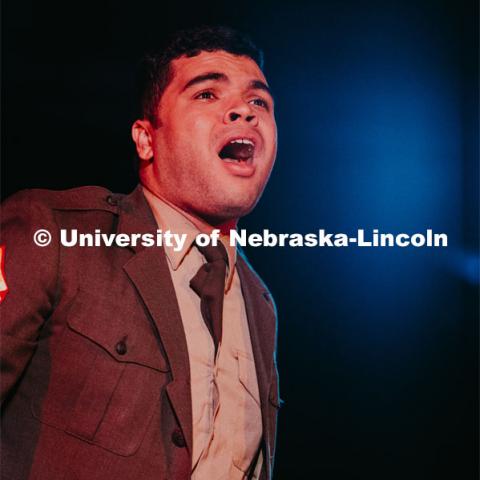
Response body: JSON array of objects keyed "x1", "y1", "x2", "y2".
[
  {"x1": 219, "y1": 197, "x2": 260, "y2": 220},
  {"x1": 197, "y1": 195, "x2": 259, "y2": 224}
]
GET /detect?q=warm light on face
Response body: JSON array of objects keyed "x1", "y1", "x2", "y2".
[{"x1": 134, "y1": 50, "x2": 277, "y2": 226}]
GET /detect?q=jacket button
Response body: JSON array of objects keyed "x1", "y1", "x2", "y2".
[
  {"x1": 115, "y1": 340, "x2": 127, "y2": 355},
  {"x1": 171, "y1": 429, "x2": 186, "y2": 448},
  {"x1": 106, "y1": 195, "x2": 117, "y2": 206}
]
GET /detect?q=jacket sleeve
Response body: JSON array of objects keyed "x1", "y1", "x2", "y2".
[{"x1": 0, "y1": 190, "x2": 59, "y2": 404}]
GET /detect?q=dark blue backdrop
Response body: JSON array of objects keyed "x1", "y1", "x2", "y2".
[{"x1": 2, "y1": 0, "x2": 478, "y2": 478}]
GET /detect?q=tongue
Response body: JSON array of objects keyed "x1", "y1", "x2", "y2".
[{"x1": 219, "y1": 142, "x2": 254, "y2": 160}]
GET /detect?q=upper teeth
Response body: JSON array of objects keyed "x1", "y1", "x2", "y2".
[{"x1": 229, "y1": 138, "x2": 254, "y2": 146}]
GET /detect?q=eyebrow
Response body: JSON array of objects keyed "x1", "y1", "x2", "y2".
[
  {"x1": 248, "y1": 79, "x2": 273, "y2": 99},
  {"x1": 182, "y1": 72, "x2": 228, "y2": 91},
  {"x1": 181, "y1": 71, "x2": 274, "y2": 100}
]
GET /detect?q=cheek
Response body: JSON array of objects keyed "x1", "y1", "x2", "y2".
[
  {"x1": 263, "y1": 131, "x2": 278, "y2": 165},
  {"x1": 185, "y1": 107, "x2": 217, "y2": 130},
  {"x1": 175, "y1": 119, "x2": 214, "y2": 158},
  {"x1": 261, "y1": 114, "x2": 277, "y2": 144}
]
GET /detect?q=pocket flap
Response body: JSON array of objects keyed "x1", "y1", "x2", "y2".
[
  {"x1": 67, "y1": 289, "x2": 170, "y2": 372},
  {"x1": 236, "y1": 349, "x2": 261, "y2": 406}
]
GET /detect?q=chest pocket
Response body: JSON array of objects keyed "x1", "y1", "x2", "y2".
[{"x1": 31, "y1": 289, "x2": 171, "y2": 457}]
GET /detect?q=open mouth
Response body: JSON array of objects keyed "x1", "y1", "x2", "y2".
[{"x1": 218, "y1": 138, "x2": 255, "y2": 164}]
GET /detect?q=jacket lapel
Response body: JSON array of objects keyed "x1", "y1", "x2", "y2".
[{"x1": 117, "y1": 185, "x2": 193, "y2": 453}]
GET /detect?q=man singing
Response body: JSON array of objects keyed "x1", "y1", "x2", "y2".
[{"x1": 0, "y1": 26, "x2": 280, "y2": 480}]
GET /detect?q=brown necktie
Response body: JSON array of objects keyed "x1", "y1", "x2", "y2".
[{"x1": 189, "y1": 242, "x2": 228, "y2": 354}]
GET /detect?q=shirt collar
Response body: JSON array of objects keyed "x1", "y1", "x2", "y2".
[{"x1": 142, "y1": 186, "x2": 237, "y2": 292}]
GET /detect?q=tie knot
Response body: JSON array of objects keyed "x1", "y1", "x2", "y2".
[{"x1": 196, "y1": 242, "x2": 228, "y2": 265}]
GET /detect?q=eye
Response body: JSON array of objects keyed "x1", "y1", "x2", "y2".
[
  {"x1": 250, "y1": 97, "x2": 269, "y2": 109},
  {"x1": 195, "y1": 90, "x2": 216, "y2": 100}
]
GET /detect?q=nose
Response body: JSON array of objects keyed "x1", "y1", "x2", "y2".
[{"x1": 223, "y1": 100, "x2": 258, "y2": 126}]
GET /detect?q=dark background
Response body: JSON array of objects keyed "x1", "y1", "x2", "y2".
[{"x1": 2, "y1": 0, "x2": 479, "y2": 478}]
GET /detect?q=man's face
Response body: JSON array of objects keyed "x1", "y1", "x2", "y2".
[{"x1": 137, "y1": 50, "x2": 277, "y2": 225}]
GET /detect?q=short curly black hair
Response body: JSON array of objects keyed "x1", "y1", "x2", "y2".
[{"x1": 136, "y1": 25, "x2": 264, "y2": 126}]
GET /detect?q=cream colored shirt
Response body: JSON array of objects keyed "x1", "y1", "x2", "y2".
[{"x1": 143, "y1": 187, "x2": 263, "y2": 480}]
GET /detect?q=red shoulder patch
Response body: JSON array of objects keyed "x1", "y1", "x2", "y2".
[{"x1": 0, "y1": 245, "x2": 8, "y2": 302}]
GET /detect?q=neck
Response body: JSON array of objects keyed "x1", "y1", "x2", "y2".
[{"x1": 141, "y1": 183, "x2": 237, "y2": 236}]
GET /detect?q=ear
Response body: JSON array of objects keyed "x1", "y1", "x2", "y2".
[{"x1": 131, "y1": 120, "x2": 154, "y2": 161}]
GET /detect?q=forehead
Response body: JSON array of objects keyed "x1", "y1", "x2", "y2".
[{"x1": 168, "y1": 50, "x2": 268, "y2": 89}]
